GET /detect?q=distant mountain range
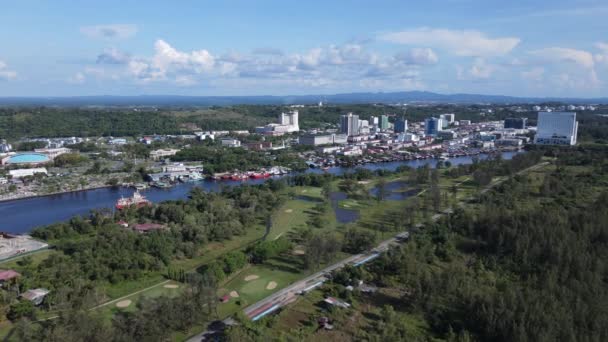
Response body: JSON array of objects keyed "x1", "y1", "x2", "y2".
[{"x1": 0, "y1": 91, "x2": 607, "y2": 106}]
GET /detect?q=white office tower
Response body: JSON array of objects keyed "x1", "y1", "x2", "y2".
[
  {"x1": 340, "y1": 113, "x2": 360, "y2": 136},
  {"x1": 534, "y1": 112, "x2": 578, "y2": 145},
  {"x1": 439, "y1": 114, "x2": 455, "y2": 128},
  {"x1": 279, "y1": 110, "x2": 299, "y2": 132},
  {"x1": 370, "y1": 116, "x2": 379, "y2": 126}
]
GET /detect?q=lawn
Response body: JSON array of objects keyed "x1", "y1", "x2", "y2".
[
  {"x1": 269, "y1": 198, "x2": 318, "y2": 240},
  {"x1": 104, "y1": 280, "x2": 184, "y2": 315},
  {"x1": 0, "y1": 248, "x2": 56, "y2": 269},
  {"x1": 216, "y1": 263, "x2": 304, "y2": 318}
]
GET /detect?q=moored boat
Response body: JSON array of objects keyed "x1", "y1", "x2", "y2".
[{"x1": 115, "y1": 191, "x2": 151, "y2": 210}]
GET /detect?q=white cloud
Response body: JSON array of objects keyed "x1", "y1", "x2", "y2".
[
  {"x1": 90, "y1": 40, "x2": 433, "y2": 88},
  {"x1": 67, "y1": 72, "x2": 85, "y2": 84},
  {"x1": 595, "y1": 42, "x2": 608, "y2": 65},
  {"x1": 394, "y1": 48, "x2": 438, "y2": 65},
  {"x1": 457, "y1": 58, "x2": 495, "y2": 80},
  {"x1": 379, "y1": 28, "x2": 520, "y2": 57},
  {"x1": 549, "y1": 70, "x2": 600, "y2": 90},
  {"x1": 529, "y1": 47, "x2": 595, "y2": 68},
  {"x1": 521, "y1": 67, "x2": 545, "y2": 82},
  {"x1": 128, "y1": 39, "x2": 216, "y2": 82},
  {"x1": 80, "y1": 24, "x2": 138, "y2": 40},
  {"x1": 0, "y1": 60, "x2": 17, "y2": 80},
  {"x1": 97, "y1": 48, "x2": 131, "y2": 64}
]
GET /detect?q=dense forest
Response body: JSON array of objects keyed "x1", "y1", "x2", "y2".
[
  {"x1": 3, "y1": 104, "x2": 604, "y2": 140},
  {"x1": 345, "y1": 146, "x2": 608, "y2": 342},
  {"x1": 2, "y1": 183, "x2": 284, "y2": 340}
]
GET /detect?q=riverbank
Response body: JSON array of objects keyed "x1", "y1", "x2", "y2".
[
  {"x1": 0, "y1": 151, "x2": 523, "y2": 234},
  {"x1": 0, "y1": 183, "x2": 117, "y2": 204}
]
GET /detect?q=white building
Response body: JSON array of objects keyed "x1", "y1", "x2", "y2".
[
  {"x1": 150, "y1": 149, "x2": 180, "y2": 160},
  {"x1": 194, "y1": 131, "x2": 215, "y2": 141},
  {"x1": 220, "y1": 138, "x2": 241, "y2": 148},
  {"x1": 0, "y1": 140, "x2": 11, "y2": 153},
  {"x1": 534, "y1": 112, "x2": 578, "y2": 146},
  {"x1": 278, "y1": 110, "x2": 299, "y2": 132},
  {"x1": 34, "y1": 147, "x2": 71, "y2": 160},
  {"x1": 300, "y1": 134, "x2": 348, "y2": 146},
  {"x1": 439, "y1": 114, "x2": 455, "y2": 128},
  {"x1": 9, "y1": 168, "x2": 48, "y2": 178},
  {"x1": 108, "y1": 138, "x2": 127, "y2": 145},
  {"x1": 256, "y1": 110, "x2": 300, "y2": 135},
  {"x1": 340, "y1": 113, "x2": 360, "y2": 136}
]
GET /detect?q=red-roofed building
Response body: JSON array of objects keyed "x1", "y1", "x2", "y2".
[
  {"x1": 132, "y1": 223, "x2": 166, "y2": 233},
  {"x1": 0, "y1": 269, "x2": 20, "y2": 286}
]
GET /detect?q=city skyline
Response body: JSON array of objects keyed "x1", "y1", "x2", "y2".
[{"x1": 1, "y1": 0, "x2": 608, "y2": 97}]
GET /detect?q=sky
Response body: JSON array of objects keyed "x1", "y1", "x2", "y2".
[{"x1": 1, "y1": 0, "x2": 608, "y2": 97}]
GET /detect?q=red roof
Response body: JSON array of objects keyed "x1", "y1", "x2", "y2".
[
  {"x1": 133, "y1": 223, "x2": 165, "y2": 232},
  {"x1": 0, "y1": 270, "x2": 21, "y2": 281}
]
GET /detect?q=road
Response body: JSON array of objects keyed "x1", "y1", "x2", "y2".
[
  {"x1": 187, "y1": 160, "x2": 550, "y2": 341},
  {"x1": 241, "y1": 162, "x2": 551, "y2": 321}
]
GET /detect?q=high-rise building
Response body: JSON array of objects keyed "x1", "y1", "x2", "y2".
[
  {"x1": 340, "y1": 113, "x2": 360, "y2": 136},
  {"x1": 534, "y1": 112, "x2": 578, "y2": 145},
  {"x1": 425, "y1": 117, "x2": 443, "y2": 136},
  {"x1": 504, "y1": 117, "x2": 527, "y2": 129},
  {"x1": 370, "y1": 116, "x2": 379, "y2": 126},
  {"x1": 439, "y1": 114, "x2": 455, "y2": 128},
  {"x1": 395, "y1": 118, "x2": 408, "y2": 133},
  {"x1": 379, "y1": 115, "x2": 389, "y2": 130},
  {"x1": 278, "y1": 110, "x2": 299, "y2": 132}
]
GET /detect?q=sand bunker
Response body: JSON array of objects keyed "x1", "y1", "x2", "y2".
[
  {"x1": 293, "y1": 248, "x2": 306, "y2": 255},
  {"x1": 116, "y1": 300, "x2": 132, "y2": 308},
  {"x1": 266, "y1": 281, "x2": 277, "y2": 290},
  {"x1": 230, "y1": 291, "x2": 240, "y2": 298},
  {"x1": 244, "y1": 274, "x2": 259, "y2": 281},
  {"x1": 164, "y1": 284, "x2": 179, "y2": 289},
  {"x1": 285, "y1": 209, "x2": 293, "y2": 213},
  {"x1": 358, "y1": 180, "x2": 371, "y2": 185}
]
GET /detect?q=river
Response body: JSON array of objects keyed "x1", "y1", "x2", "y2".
[{"x1": 0, "y1": 151, "x2": 521, "y2": 233}]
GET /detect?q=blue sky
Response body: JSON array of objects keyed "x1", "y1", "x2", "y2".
[{"x1": 1, "y1": 0, "x2": 608, "y2": 97}]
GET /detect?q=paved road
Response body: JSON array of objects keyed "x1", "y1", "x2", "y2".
[
  {"x1": 240, "y1": 162, "x2": 551, "y2": 322},
  {"x1": 186, "y1": 161, "x2": 549, "y2": 341}
]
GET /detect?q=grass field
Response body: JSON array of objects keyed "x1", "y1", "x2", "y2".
[
  {"x1": 216, "y1": 263, "x2": 304, "y2": 318},
  {"x1": 269, "y1": 198, "x2": 318, "y2": 240},
  {"x1": 0, "y1": 248, "x2": 56, "y2": 269}
]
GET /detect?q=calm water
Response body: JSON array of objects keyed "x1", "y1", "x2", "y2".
[
  {"x1": 0, "y1": 151, "x2": 521, "y2": 233},
  {"x1": 369, "y1": 181, "x2": 420, "y2": 201},
  {"x1": 329, "y1": 192, "x2": 360, "y2": 224}
]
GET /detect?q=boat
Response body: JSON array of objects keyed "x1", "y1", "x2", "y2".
[
  {"x1": 230, "y1": 173, "x2": 249, "y2": 181},
  {"x1": 151, "y1": 181, "x2": 172, "y2": 189},
  {"x1": 250, "y1": 171, "x2": 271, "y2": 179},
  {"x1": 189, "y1": 172, "x2": 204, "y2": 181},
  {"x1": 115, "y1": 191, "x2": 151, "y2": 210},
  {"x1": 133, "y1": 183, "x2": 149, "y2": 191}
]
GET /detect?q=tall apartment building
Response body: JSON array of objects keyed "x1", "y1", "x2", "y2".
[
  {"x1": 394, "y1": 118, "x2": 408, "y2": 133},
  {"x1": 425, "y1": 117, "x2": 443, "y2": 136},
  {"x1": 379, "y1": 115, "x2": 390, "y2": 130},
  {"x1": 504, "y1": 117, "x2": 527, "y2": 129},
  {"x1": 340, "y1": 113, "x2": 360, "y2": 136},
  {"x1": 534, "y1": 112, "x2": 578, "y2": 145}
]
